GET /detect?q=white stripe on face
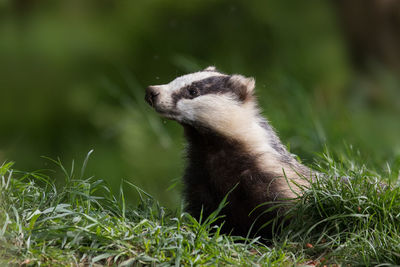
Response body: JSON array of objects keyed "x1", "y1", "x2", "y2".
[{"x1": 166, "y1": 71, "x2": 226, "y2": 92}]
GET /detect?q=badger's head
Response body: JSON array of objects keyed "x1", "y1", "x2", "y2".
[{"x1": 145, "y1": 66, "x2": 257, "y2": 132}]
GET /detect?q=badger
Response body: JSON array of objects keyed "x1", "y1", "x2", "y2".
[{"x1": 145, "y1": 66, "x2": 312, "y2": 238}]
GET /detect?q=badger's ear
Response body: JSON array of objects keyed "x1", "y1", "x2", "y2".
[
  {"x1": 227, "y1": 75, "x2": 255, "y2": 102},
  {"x1": 203, "y1": 66, "x2": 217, "y2": 72}
]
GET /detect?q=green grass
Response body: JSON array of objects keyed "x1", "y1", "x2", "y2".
[{"x1": 1, "y1": 149, "x2": 400, "y2": 266}]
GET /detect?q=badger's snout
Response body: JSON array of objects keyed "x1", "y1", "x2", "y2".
[{"x1": 145, "y1": 86, "x2": 160, "y2": 107}]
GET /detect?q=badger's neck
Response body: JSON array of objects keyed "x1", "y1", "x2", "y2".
[{"x1": 182, "y1": 109, "x2": 310, "y2": 198}]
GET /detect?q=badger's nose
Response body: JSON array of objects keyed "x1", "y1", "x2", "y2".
[{"x1": 145, "y1": 86, "x2": 160, "y2": 107}]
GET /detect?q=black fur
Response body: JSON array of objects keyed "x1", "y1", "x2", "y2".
[
  {"x1": 182, "y1": 125, "x2": 286, "y2": 238},
  {"x1": 172, "y1": 75, "x2": 251, "y2": 106}
]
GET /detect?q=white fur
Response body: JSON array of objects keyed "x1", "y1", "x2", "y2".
[{"x1": 204, "y1": 66, "x2": 217, "y2": 71}]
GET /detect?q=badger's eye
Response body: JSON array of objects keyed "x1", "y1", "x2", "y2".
[{"x1": 188, "y1": 87, "x2": 198, "y2": 97}]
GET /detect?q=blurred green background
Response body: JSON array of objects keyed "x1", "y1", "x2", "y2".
[{"x1": 1, "y1": 0, "x2": 399, "y2": 208}]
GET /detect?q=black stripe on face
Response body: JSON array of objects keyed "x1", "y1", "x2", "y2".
[{"x1": 172, "y1": 75, "x2": 232, "y2": 105}]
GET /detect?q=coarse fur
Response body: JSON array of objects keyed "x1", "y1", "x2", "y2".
[{"x1": 145, "y1": 67, "x2": 312, "y2": 238}]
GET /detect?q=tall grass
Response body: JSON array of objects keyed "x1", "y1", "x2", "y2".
[
  {"x1": 1, "y1": 149, "x2": 399, "y2": 266},
  {"x1": 278, "y1": 149, "x2": 400, "y2": 265},
  {"x1": 0, "y1": 153, "x2": 290, "y2": 266}
]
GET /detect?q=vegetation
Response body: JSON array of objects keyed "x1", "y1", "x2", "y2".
[
  {"x1": 1, "y1": 1, "x2": 400, "y2": 265},
  {"x1": 1, "y1": 148, "x2": 399, "y2": 266}
]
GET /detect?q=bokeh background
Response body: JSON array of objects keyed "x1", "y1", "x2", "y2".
[{"x1": 1, "y1": 0, "x2": 400, "y2": 208}]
